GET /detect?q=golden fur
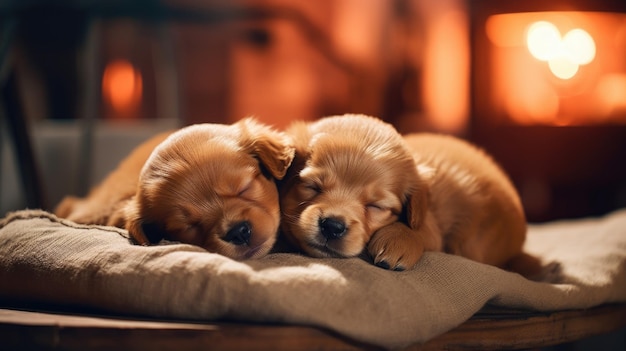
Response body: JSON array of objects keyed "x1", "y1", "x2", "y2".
[
  {"x1": 55, "y1": 118, "x2": 294, "y2": 260},
  {"x1": 402, "y1": 133, "x2": 527, "y2": 268},
  {"x1": 279, "y1": 114, "x2": 528, "y2": 271}
]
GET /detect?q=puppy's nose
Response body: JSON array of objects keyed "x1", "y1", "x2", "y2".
[
  {"x1": 223, "y1": 221, "x2": 251, "y2": 245},
  {"x1": 319, "y1": 217, "x2": 347, "y2": 240}
]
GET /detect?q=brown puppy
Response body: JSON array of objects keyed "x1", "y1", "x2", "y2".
[
  {"x1": 56, "y1": 118, "x2": 295, "y2": 260},
  {"x1": 279, "y1": 114, "x2": 527, "y2": 271}
]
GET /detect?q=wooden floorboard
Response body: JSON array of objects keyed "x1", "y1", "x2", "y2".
[{"x1": 0, "y1": 304, "x2": 624, "y2": 351}]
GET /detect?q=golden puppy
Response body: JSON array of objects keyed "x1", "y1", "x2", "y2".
[
  {"x1": 279, "y1": 114, "x2": 527, "y2": 271},
  {"x1": 55, "y1": 118, "x2": 294, "y2": 260}
]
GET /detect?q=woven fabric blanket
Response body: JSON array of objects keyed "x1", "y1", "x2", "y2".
[{"x1": 1, "y1": 209, "x2": 625, "y2": 349}]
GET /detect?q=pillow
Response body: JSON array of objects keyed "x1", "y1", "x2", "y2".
[{"x1": 1, "y1": 209, "x2": 625, "y2": 349}]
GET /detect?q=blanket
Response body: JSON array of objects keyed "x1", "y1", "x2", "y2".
[{"x1": 1, "y1": 209, "x2": 625, "y2": 349}]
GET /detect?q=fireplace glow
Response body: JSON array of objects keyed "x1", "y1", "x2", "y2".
[
  {"x1": 484, "y1": 12, "x2": 626, "y2": 125},
  {"x1": 102, "y1": 59, "x2": 143, "y2": 118},
  {"x1": 526, "y1": 21, "x2": 595, "y2": 80}
]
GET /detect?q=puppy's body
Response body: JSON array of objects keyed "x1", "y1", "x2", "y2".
[
  {"x1": 403, "y1": 133, "x2": 526, "y2": 268},
  {"x1": 55, "y1": 131, "x2": 172, "y2": 227},
  {"x1": 56, "y1": 118, "x2": 294, "y2": 260},
  {"x1": 280, "y1": 114, "x2": 527, "y2": 271}
]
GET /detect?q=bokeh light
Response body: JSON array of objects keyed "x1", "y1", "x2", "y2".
[
  {"x1": 526, "y1": 21, "x2": 595, "y2": 80},
  {"x1": 102, "y1": 59, "x2": 143, "y2": 116},
  {"x1": 562, "y1": 29, "x2": 596, "y2": 65},
  {"x1": 527, "y1": 21, "x2": 561, "y2": 61}
]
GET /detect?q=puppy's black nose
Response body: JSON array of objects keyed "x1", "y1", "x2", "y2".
[
  {"x1": 319, "y1": 217, "x2": 347, "y2": 240},
  {"x1": 223, "y1": 221, "x2": 251, "y2": 245}
]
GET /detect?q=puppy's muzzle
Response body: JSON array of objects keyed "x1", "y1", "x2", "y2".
[
  {"x1": 223, "y1": 221, "x2": 251, "y2": 245},
  {"x1": 319, "y1": 217, "x2": 347, "y2": 240}
]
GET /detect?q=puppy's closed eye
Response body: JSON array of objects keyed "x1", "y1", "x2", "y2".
[
  {"x1": 365, "y1": 203, "x2": 389, "y2": 216},
  {"x1": 298, "y1": 180, "x2": 322, "y2": 200},
  {"x1": 238, "y1": 187, "x2": 251, "y2": 197}
]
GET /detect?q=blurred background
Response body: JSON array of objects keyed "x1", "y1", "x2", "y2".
[{"x1": 1, "y1": 0, "x2": 626, "y2": 224}]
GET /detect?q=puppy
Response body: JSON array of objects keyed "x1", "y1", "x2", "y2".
[
  {"x1": 55, "y1": 118, "x2": 295, "y2": 260},
  {"x1": 279, "y1": 114, "x2": 527, "y2": 271}
]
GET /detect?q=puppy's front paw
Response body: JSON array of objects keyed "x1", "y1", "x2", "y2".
[
  {"x1": 54, "y1": 196, "x2": 80, "y2": 218},
  {"x1": 367, "y1": 222, "x2": 424, "y2": 271}
]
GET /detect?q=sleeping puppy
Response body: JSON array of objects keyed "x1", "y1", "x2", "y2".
[
  {"x1": 279, "y1": 114, "x2": 527, "y2": 271},
  {"x1": 55, "y1": 118, "x2": 295, "y2": 260}
]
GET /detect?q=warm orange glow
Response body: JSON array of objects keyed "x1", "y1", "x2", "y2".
[
  {"x1": 485, "y1": 12, "x2": 626, "y2": 126},
  {"x1": 563, "y1": 29, "x2": 595, "y2": 65},
  {"x1": 102, "y1": 59, "x2": 142, "y2": 117},
  {"x1": 596, "y1": 74, "x2": 626, "y2": 115},
  {"x1": 526, "y1": 21, "x2": 561, "y2": 61},
  {"x1": 422, "y1": 7, "x2": 469, "y2": 133},
  {"x1": 548, "y1": 57, "x2": 579, "y2": 79},
  {"x1": 526, "y1": 21, "x2": 595, "y2": 80}
]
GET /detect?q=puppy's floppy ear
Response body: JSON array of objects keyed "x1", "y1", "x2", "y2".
[
  {"x1": 123, "y1": 197, "x2": 164, "y2": 245},
  {"x1": 123, "y1": 198, "x2": 149, "y2": 245},
  {"x1": 404, "y1": 165, "x2": 443, "y2": 251},
  {"x1": 405, "y1": 178, "x2": 429, "y2": 231},
  {"x1": 237, "y1": 117, "x2": 295, "y2": 180},
  {"x1": 405, "y1": 165, "x2": 436, "y2": 230}
]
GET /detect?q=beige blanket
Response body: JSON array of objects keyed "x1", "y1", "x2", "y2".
[{"x1": 1, "y1": 209, "x2": 625, "y2": 349}]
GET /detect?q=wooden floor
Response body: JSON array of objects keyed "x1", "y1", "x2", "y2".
[{"x1": 0, "y1": 304, "x2": 625, "y2": 350}]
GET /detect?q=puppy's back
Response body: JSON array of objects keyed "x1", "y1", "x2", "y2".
[
  {"x1": 403, "y1": 133, "x2": 527, "y2": 267},
  {"x1": 404, "y1": 134, "x2": 521, "y2": 205},
  {"x1": 55, "y1": 131, "x2": 173, "y2": 225}
]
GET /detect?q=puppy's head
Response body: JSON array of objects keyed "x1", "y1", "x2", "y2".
[
  {"x1": 280, "y1": 114, "x2": 420, "y2": 258},
  {"x1": 125, "y1": 118, "x2": 294, "y2": 260}
]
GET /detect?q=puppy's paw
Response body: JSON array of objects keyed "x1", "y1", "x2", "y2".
[
  {"x1": 54, "y1": 196, "x2": 80, "y2": 218},
  {"x1": 367, "y1": 222, "x2": 424, "y2": 271}
]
